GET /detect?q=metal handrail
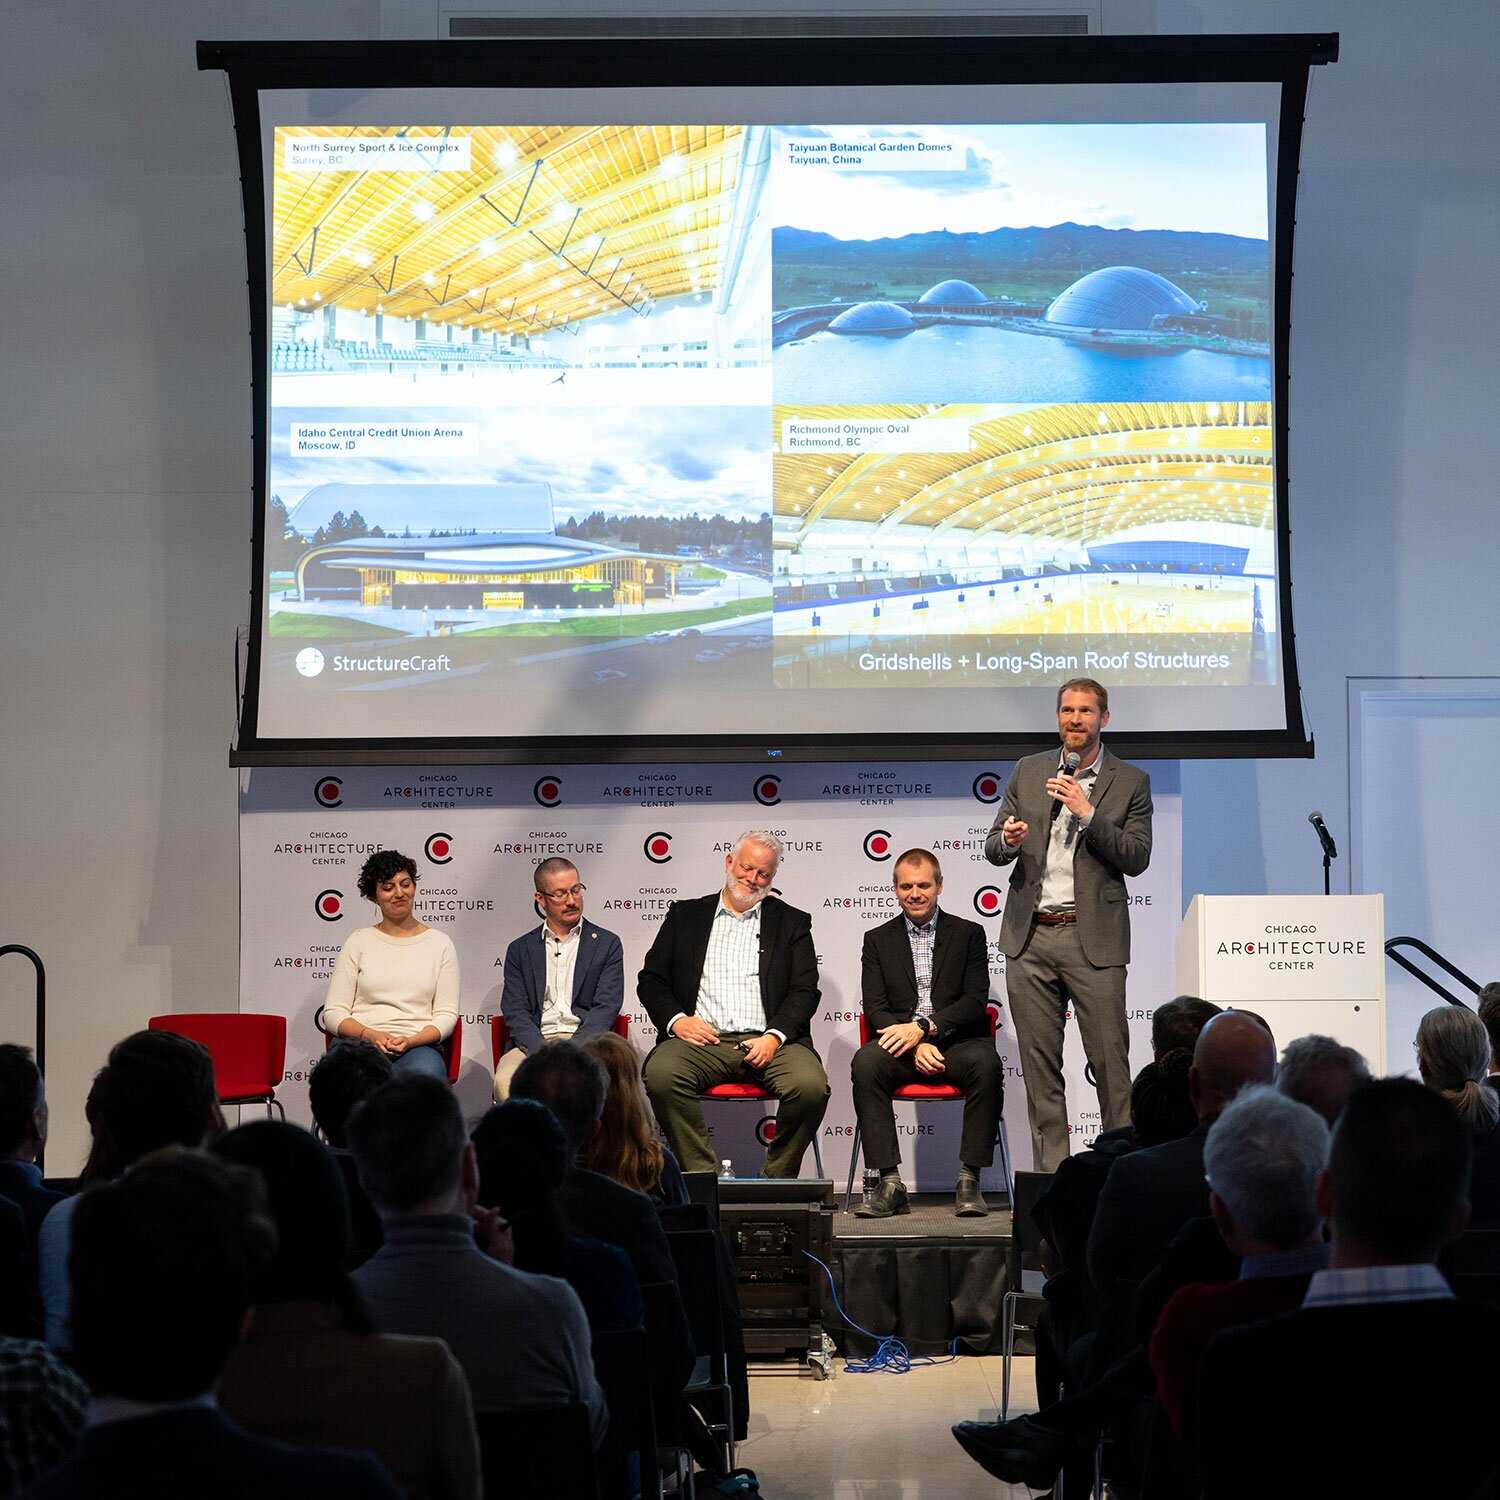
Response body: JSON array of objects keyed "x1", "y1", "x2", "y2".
[
  {"x1": 0, "y1": 944, "x2": 47, "y2": 1174},
  {"x1": 1384, "y1": 936, "x2": 1482, "y2": 1009}
]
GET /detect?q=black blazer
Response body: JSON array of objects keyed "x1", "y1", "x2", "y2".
[
  {"x1": 0, "y1": 1162, "x2": 63, "y2": 1248},
  {"x1": 24, "y1": 1406, "x2": 400, "y2": 1500},
  {"x1": 1198, "y1": 1299, "x2": 1500, "y2": 1498},
  {"x1": 637, "y1": 893, "x2": 820, "y2": 1049},
  {"x1": 499, "y1": 920, "x2": 624, "y2": 1054},
  {"x1": 860, "y1": 909, "x2": 992, "y2": 1047}
]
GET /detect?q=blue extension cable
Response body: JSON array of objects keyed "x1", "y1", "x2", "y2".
[{"x1": 802, "y1": 1248, "x2": 961, "y2": 1374}]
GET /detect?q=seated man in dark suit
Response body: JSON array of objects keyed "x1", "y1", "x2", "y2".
[
  {"x1": 0, "y1": 1045, "x2": 63, "y2": 1247},
  {"x1": 851, "y1": 849, "x2": 1002, "y2": 1217},
  {"x1": 1199, "y1": 1078, "x2": 1500, "y2": 1499},
  {"x1": 308, "y1": 1039, "x2": 392, "y2": 1268},
  {"x1": 493, "y1": 857, "x2": 624, "y2": 1101},
  {"x1": 1150, "y1": 1085, "x2": 1330, "y2": 1438},
  {"x1": 29, "y1": 1150, "x2": 399, "y2": 1500},
  {"x1": 639, "y1": 831, "x2": 829, "y2": 1178}
]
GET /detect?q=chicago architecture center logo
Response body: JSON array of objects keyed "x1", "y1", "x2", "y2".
[
  {"x1": 314, "y1": 889, "x2": 345, "y2": 922},
  {"x1": 313, "y1": 776, "x2": 344, "y2": 808},
  {"x1": 532, "y1": 776, "x2": 563, "y2": 808},
  {"x1": 862, "y1": 830, "x2": 894, "y2": 862},
  {"x1": 643, "y1": 832, "x2": 674, "y2": 864},
  {"x1": 424, "y1": 832, "x2": 454, "y2": 865}
]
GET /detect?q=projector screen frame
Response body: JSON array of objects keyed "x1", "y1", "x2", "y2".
[{"x1": 201, "y1": 33, "x2": 1335, "y2": 767}]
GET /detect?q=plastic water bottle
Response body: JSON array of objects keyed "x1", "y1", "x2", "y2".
[
  {"x1": 861, "y1": 1168, "x2": 880, "y2": 1209},
  {"x1": 719, "y1": 1158, "x2": 734, "y2": 1180}
]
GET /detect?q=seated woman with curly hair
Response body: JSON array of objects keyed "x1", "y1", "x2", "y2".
[
  {"x1": 580, "y1": 1032, "x2": 689, "y2": 1207},
  {"x1": 322, "y1": 849, "x2": 459, "y2": 1082}
]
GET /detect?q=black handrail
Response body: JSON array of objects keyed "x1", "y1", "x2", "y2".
[
  {"x1": 1384, "y1": 936, "x2": 1482, "y2": 1009},
  {"x1": 1, "y1": 944, "x2": 47, "y2": 1174}
]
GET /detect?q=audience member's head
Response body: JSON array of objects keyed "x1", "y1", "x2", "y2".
[
  {"x1": 1477, "y1": 982, "x2": 1500, "y2": 1072},
  {"x1": 580, "y1": 1032, "x2": 668, "y2": 1195},
  {"x1": 1276, "y1": 1034, "x2": 1372, "y2": 1125},
  {"x1": 79, "y1": 1030, "x2": 221, "y2": 1183},
  {"x1": 471, "y1": 1098, "x2": 569, "y2": 1275},
  {"x1": 510, "y1": 1040, "x2": 609, "y2": 1161},
  {"x1": 1189, "y1": 1011, "x2": 1277, "y2": 1122},
  {"x1": 1323, "y1": 1078, "x2": 1471, "y2": 1265},
  {"x1": 1151, "y1": 997, "x2": 1222, "y2": 1061},
  {"x1": 1129, "y1": 1047, "x2": 1198, "y2": 1147},
  {"x1": 1416, "y1": 1005, "x2": 1500, "y2": 1135},
  {"x1": 213, "y1": 1119, "x2": 371, "y2": 1332},
  {"x1": 309, "y1": 1039, "x2": 394, "y2": 1147},
  {"x1": 348, "y1": 1074, "x2": 471, "y2": 1216},
  {"x1": 0, "y1": 1044, "x2": 47, "y2": 1162},
  {"x1": 1203, "y1": 1085, "x2": 1329, "y2": 1256},
  {"x1": 70, "y1": 1150, "x2": 275, "y2": 1400}
]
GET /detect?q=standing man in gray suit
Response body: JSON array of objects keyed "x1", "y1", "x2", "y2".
[{"x1": 985, "y1": 679, "x2": 1153, "y2": 1170}]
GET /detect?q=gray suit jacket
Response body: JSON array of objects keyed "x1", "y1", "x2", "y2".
[{"x1": 984, "y1": 747, "x2": 1153, "y2": 966}]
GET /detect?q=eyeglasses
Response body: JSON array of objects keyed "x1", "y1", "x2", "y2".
[{"x1": 540, "y1": 885, "x2": 586, "y2": 903}]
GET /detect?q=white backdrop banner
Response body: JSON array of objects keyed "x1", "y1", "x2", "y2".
[{"x1": 239, "y1": 760, "x2": 1180, "y2": 1189}]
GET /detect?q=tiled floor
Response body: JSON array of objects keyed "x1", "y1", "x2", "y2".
[{"x1": 737, "y1": 1353, "x2": 1044, "y2": 1498}]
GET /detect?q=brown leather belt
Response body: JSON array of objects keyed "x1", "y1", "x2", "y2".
[{"x1": 1033, "y1": 911, "x2": 1078, "y2": 926}]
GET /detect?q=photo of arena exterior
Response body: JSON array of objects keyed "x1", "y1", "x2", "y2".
[
  {"x1": 772, "y1": 401, "x2": 1277, "y2": 689},
  {"x1": 270, "y1": 123, "x2": 770, "y2": 403},
  {"x1": 269, "y1": 481, "x2": 768, "y2": 641}
]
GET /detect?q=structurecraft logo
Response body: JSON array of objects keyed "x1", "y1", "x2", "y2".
[
  {"x1": 752, "y1": 774, "x2": 782, "y2": 807},
  {"x1": 643, "y1": 832, "x2": 674, "y2": 864},
  {"x1": 314, "y1": 889, "x2": 345, "y2": 922},
  {"x1": 532, "y1": 775, "x2": 563, "y2": 808},
  {"x1": 424, "y1": 832, "x2": 454, "y2": 865},
  {"x1": 862, "y1": 830, "x2": 894, "y2": 861},
  {"x1": 314, "y1": 776, "x2": 343, "y2": 808}
]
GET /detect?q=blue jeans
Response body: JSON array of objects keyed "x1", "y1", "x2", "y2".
[{"x1": 391, "y1": 1043, "x2": 448, "y2": 1081}]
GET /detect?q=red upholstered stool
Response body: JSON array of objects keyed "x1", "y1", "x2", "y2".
[
  {"x1": 315, "y1": 1009, "x2": 463, "y2": 1085},
  {"x1": 148, "y1": 1012, "x2": 286, "y2": 1119},
  {"x1": 841, "y1": 1005, "x2": 1012, "y2": 1209},
  {"x1": 490, "y1": 1012, "x2": 629, "y2": 1066},
  {"x1": 703, "y1": 1080, "x2": 826, "y2": 1177}
]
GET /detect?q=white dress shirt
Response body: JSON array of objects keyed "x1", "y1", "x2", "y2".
[
  {"x1": 1038, "y1": 749, "x2": 1101, "y2": 914},
  {"x1": 540, "y1": 921, "x2": 582, "y2": 1037}
]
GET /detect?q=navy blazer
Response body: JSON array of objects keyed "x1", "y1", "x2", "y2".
[
  {"x1": 861, "y1": 909, "x2": 992, "y2": 1047},
  {"x1": 499, "y1": 920, "x2": 624, "y2": 1055}
]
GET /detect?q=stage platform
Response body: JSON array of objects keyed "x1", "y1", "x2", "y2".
[{"x1": 827, "y1": 1192, "x2": 1016, "y2": 1357}]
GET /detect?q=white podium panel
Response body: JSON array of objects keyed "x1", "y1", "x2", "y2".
[{"x1": 1177, "y1": 895, "x2": 1385, "y2": 1074}]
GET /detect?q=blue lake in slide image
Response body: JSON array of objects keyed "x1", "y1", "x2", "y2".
[{"x1": 773, "y1": 323, "x2": 1271, "y2": 405}]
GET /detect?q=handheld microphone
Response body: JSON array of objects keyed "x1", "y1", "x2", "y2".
[
  {"x1": 1060, "y1": 750, "x2": 1081, "y2": 777},
  {"x1": 1307, "y1": 811, "x2": 1338, "y2": 860}
]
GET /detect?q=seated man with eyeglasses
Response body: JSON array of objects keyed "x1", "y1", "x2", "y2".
[{"x1": 493, "y1": 859, "x2": 625, "y2": 1101}]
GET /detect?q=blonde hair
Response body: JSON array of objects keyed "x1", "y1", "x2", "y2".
[
  {"x1": 579, "y1": 1032, "x2": 667, "y2": 1196},
  {"x1": 1417, "y1": 1005, "x2": 1500, "y2": 1135}
]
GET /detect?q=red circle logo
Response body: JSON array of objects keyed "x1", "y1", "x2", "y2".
[
  {"x1": 972, "y1": 886, "x2": 1004, "y2": 917},
  {"x1": 862, "y1": 830, "x2": 893, "y2": 861},
  {"x1": 424, "y1": 832, "x2": 453, "y2": 865},
  {"x1": 644, "y1": 832, "x2": 673, "y2": 864},
  {"x1": 753, "y1": 774, "x2": 782, "y2": 807},
  {"x1": 314, "y1": 889, "x2": 344, "y2": 922},
  {"x1": 972, "y1": 771, "x2": 1003, "y2": 804},
  {"x1": 532, "y1": 776, "x2": 563, "y2": 808},
  {"x1": 314, "y1": 776, "x2": 343, "y2": 808},
  {"x1": 754, "y1": 1116, "x2": 779, "y2": 1147}
]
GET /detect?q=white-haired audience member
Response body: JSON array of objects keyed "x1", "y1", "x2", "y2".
[
  {"x1": 1416, "y1": 1003, "x2": 1500, "y2": 1224},
  {"x1": 1198, "y1": 1078, "x2": 1499, "y2": 1499},
  {"x1": 1149, "y1": 1086, "x2": 1330, "y2": 1437}
]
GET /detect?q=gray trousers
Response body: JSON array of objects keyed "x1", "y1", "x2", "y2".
[{"x1": 1005, "y1": 919, "x2": 1132, "y2": 1171}]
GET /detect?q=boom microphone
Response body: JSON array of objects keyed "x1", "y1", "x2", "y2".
[{"x1": 1307, "y1": 811, "x2": 1337, "y2": 860}]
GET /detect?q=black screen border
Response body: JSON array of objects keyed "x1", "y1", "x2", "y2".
[{"x1": 200, "y1": 33, "x2": 1335, "y2": 767}]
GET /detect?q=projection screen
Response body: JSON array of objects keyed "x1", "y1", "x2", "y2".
[{"x1": 201, "y1": 35, "x2": 1334, "y2": 764}]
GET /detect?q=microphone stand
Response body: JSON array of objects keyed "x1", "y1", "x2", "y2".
[{"x1": 1323, "y1": 845, "x2": 1332, "y2": 897}]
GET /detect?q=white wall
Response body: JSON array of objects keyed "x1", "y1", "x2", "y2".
[{"x1": 2, "y1": 0, "x2": 1496, "y2": 1170}]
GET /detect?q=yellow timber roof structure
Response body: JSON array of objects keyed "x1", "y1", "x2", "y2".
[
  {"x1": 774, "y1": 401, "x2": 1273, "y2": 551},
  {"x1": 273, "y1": 125, "x2": 746, "y2": 337}
]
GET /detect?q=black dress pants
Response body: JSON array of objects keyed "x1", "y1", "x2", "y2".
[{"x1": 850, "y1": 1034, "x2": 1003, "y2": 1172}]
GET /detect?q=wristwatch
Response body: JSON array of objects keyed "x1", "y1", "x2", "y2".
[{"x1": 915, "y1": 1014, "x2": 934, "y2": 1039}]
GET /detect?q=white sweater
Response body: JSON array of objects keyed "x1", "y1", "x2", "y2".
[{"x1": 323, "y1": 926, "x2": 460, "y2": 1041}]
